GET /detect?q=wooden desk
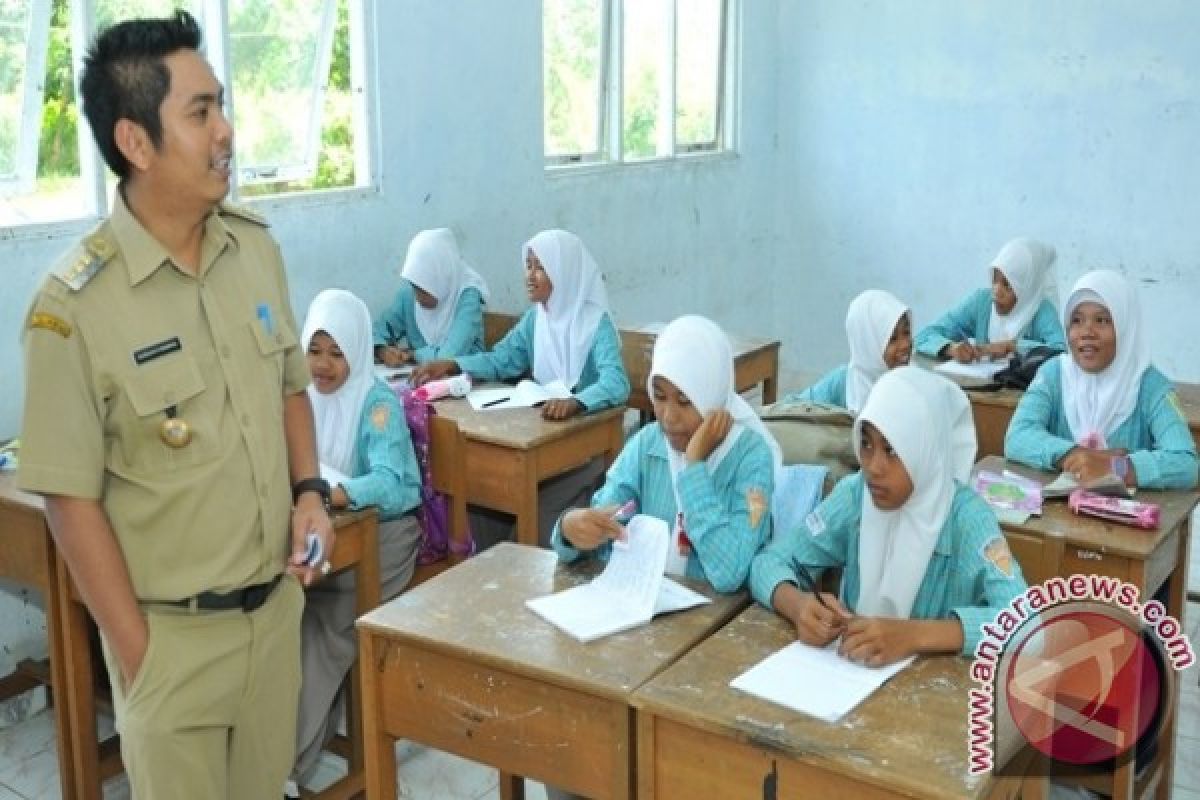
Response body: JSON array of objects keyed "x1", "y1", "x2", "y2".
[
  {"x1": 433, "y1": 395, "x2": 625, "y2": 547},
  {"x1": 482, "y1": 311, "x2": 782, "y2": 419},
  {"x1": 0, "y1": 474, "x2": 75, "y2": 799},
  {"x1": 357, "y1": 542, "x2": 749, "y2": 800},
  {"x1": 632, "y1": 604, "x2": 1025, "y2": 799},
  {"x1": 975, "y1": 455, "x2": 1197, "y2": 800},
  {"x1": 0, "y1": 471, "x2": 380, "y2": 800}
]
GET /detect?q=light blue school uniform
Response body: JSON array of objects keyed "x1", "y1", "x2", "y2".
[
  {"x1": 749, "y1": 472, "x2": 1027, "y2": 655},
  {"x1": 455, "y1": 309, "x2": 630, "y2": 412},
  {"x1": 371, "y1": 282, "x2": 485, "y2": 364},
  {"x1": 914, "y1": 288, "x2": 1065, "y2": 358},
  {"x1": 550, "y1": 422, "x2": 775, "y2": 593},
  {"x1": 782, "y1": 364, "x2": 848, "y2": 408},
  {"x1": 339, "y1": 381, "x2": 423, "y2": 520},
  {"x1": 1003, "y1": 358, "x2": 1198, "y2": 490}
]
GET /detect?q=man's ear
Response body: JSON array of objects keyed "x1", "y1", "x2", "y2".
[{"x1": 114, "y1": 118, "x2": 153, "y2": 173}]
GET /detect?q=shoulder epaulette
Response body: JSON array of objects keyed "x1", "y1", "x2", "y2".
[
  {"x1": 218, "y1": 201, "x2": 269, "y2": 227},
  {"x1": 51, "y1": 230, "x2": 116, "y2": 291}
]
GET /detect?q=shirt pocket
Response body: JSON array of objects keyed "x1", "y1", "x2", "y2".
[
  {"x1": 249, "y1": 314, "x2": 299, "y2": 386},
  {"x1": 117, "y1": 354, "x2": 217, "y2": 472}
]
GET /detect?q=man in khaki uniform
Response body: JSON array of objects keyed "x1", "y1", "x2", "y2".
[{"x1": 17, "y1": 12, "x2": 334, "y2": 799}]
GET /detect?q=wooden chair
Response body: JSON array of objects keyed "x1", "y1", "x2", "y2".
[
  {"x1": 409, "y1": 414, "x2": 470, "y2": 587},
  {"x1": 482, "y1": 310, "x2": 520, "y2": 349}
]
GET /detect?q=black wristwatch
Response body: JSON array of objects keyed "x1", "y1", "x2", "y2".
[{"x1": 292, "y1": 477, "x2": 331, "y2": 510}]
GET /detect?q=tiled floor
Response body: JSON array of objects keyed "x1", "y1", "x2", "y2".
[{"x1": 0, "y1": 604, "x2": 1195, "y2": 799}]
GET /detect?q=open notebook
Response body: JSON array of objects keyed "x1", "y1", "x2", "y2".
[
  {"x1": 467, "y1": 379, "x2": 573, "y2": 411},
  {"x1": 525, "y1": 515, "x2": 710, "y2": 642},
  {"x1": 373, "y1": 364, "x2": 413, "y2": 383},
  {"x1": 731, "y1": 640, "x2": 913, "y2": 722},
  {"x1": 1042, "y1": 470, "x2": 1133, "y2": 499}
]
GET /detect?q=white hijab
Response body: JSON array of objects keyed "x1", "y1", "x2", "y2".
[
  {"x1": 854, "y1": 367, "x2": 976, "y2": 619},
  {"x1": 399, "y1": 228, "x2": 490, "y2": 347},
  {"x1": 301, "y1": 289, "x2": 377, "y2": 476},
  {"x1": 988, "y1": 237, "x2": 1057, "y2": 342},
  {"x1": 844, "y1": 289, "x2": 910, "y2": 414},
  {"x1": 528, "y1": 230, "x2": 609, "y2": 388},
  {"x1": 650, "y1": 315, "x2": 784, "y2": 575},
  {"x1": 1058, "y1": 270, "x2": 1150, "y2": 447}
]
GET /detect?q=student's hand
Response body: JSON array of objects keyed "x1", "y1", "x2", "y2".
[
  {"x1": 791, "y1": 591, "x2": 851, "y2": 647},
  {"x1": 946, "y1": 341, "x2": 979, "y2": 363},
  {"x1": 288, "y1": 494, "x2": 336, "y2": 586},
  {"x1": 839, "y1": 617, "x2": 918, "y2": 667},
  {"x1": 542, "y1": 397, "x2": 583, "y2": 421},
  {"x1": 981, "y1": 340, "x2": 1014, "y2": 360},
  {"x1": 379, "y1": 346, "x2": 411, "y2": 367},
  {"x1": 561, "y1": 506, "x2": 626, "y2": 550},
  {"x1": 1060, "y1": 447, "x2": 1129, "y2": 484},
  {"x1": 410, "y1": 359, "x2": 459, "y2": 386},
  {"x1": 685, "y1": 410, "x2": 733, "y2": 463}
]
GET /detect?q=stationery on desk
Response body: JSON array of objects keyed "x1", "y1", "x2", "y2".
[
  {"x1": 1042, "y1": 470, "x2": 1133, "y2": 499},
  {"x1": 373, "y1": 364, "x2": 413, "y2": 383},
  {"x1": 933, "y1": 358, "x2": 1009, "y2": 383},
  {"x1": 730, "y1": 640, "x2": 914, "y2": 723},
  {"x1": 525, "y1": 514, "x2": 710, "y2": 642},
  {"x1": 468, "y1": 379, "x2": 573, "y2": 411}
]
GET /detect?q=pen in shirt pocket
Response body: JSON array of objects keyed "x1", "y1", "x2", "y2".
[{"x1": 256, "y1": 302, "x2": 274, "y2": 336}]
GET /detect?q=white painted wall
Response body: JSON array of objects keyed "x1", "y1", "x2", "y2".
[{"x1": 774, "y1": 1, "x2": 1200, "y2": 383}]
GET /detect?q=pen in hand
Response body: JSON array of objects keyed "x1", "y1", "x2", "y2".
[
  {"x1": 792, "y1": 559, "x2": 836, "y2": 613},
  {"x1": 609, "y1": 499, "x2": 637, "y2": 548}
]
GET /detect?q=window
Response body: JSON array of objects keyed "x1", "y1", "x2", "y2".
[
  {"x1": 0, "y1": 0, "x2": 371, "y2": 229},
  {"x1": 543, "y1": 0, "x2": 732, "y2": 166}
]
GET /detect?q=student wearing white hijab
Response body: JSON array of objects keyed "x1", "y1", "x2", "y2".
[
  {"x1": 373, "y1": 228, "x2": 488, "y2": 366},
  {"x1": 293, "y1": 290, "x2": 424, "y2": 788},
  {"x1": 1005, "y1": 270, "x2": 1197, "y2": 490},
  {"x1": 784, "y1": 289, "x2": 912, "y2": 413},
  {"x1": 915, "y1": 237, "x2": 1066, "y2": 363},
  {"x1": 751, "y1": 367, "x2": 1027, "y2": 667},
  {"x1": 413, "y1": 228, "x2": 629, "y2": 421},
  {"x1": 554, "y1": 315, "x2": 779, "y2": 593}
]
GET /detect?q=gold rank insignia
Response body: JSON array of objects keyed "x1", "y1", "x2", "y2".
[
  {"x1": 160, "y1": 415, "x2": 193, "y2": 448},
  {"x1": 53, "y1": 233, "x2": 115, "y2": 291},
  {"x1": 28, "y1": 311, "x2": 72, "y2": 338}
]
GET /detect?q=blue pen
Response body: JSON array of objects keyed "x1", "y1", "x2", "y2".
[{"x1": 256, "y1": 303, "x2": 274, "y2": 336}]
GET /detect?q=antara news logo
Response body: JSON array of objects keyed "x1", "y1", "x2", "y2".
[{"x1": 967, "y1": 574, "x2": 1194, "y2": 776}]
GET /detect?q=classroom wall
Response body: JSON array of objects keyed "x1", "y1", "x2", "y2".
[
  {"x1": 0, "y1": 1, "x2": 781, "y2": 688},
  {"x1": 775, "y1": 0, "x2": 1200, "y2": 384}
]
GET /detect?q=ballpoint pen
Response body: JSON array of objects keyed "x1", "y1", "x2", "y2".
[{"x1": 792, "y1": 559, "x2": 835, "y2": 613}]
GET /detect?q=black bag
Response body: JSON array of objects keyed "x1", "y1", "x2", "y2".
[{"x1": 987, "y1": 345, "x2": 1063, "y2": 390}]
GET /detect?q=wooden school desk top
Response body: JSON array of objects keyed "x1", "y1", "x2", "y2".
[
  {"x1": 632, "y1": 604, "x2": 1009, "y2": 800},
  {"x1": 974, "y1": 455, "x2": 1198, "y2": 561},
  {"x1": 433, "y1": 390, "x2": 625, "y2": 451},
  {"x1": 358, "y1": 542, "x2": 749, "y2": 698}
]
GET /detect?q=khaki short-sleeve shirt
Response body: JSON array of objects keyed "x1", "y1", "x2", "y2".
[{"x1": 18, "y1": 193, "x2": 310, "y2": 601}]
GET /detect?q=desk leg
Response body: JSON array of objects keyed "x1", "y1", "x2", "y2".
[
  {"x1": 762, "y1": 374, "x2": 778, "y2": 406},
  {"x1": 360, "y1": 632, "x2": 397, "y2": 800},
  {"x1": 515, "y1": 456, "x2": 539, "y2": 548},
  {"x1": 1154, "y1": 513, "x2": 1191, "y2": 799},
  {"x1": 498, "y1": 770, "x2": 524, "y2": 800},
  {"x1": 44, "y1": 549, "x2": 77, "y2": 800},
  {"x1": 55, "y1": 555, "x2": 103, "y2": 800}
]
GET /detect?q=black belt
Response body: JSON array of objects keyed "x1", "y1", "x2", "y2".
[{"x1": 163, "y1": 575, "x2": 282, "y2": 613}]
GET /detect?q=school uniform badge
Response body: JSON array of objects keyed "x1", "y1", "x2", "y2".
[
  {"x1": 28, "y1": 311, "x2": 72, "y2": 339},
  {"x1": 805, "y1": 509, "x2": 826, "y2": 536},
  {"x1": 982, "y1": 536, "x2": 1014, "y2": 577},
  {"x1": 370, "y1": 403, "x2": 390, "y2": 431},
  {"x1": 746, "y1": 487, "x2": 767, "y2": 528}
]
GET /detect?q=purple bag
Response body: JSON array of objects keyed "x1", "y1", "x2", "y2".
[{"x1": 393, "y1": 385, "x2": 475, "y2": 565}]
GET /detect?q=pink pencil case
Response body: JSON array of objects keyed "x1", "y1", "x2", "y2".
[{"x1": 1068, "y1": 489, "x2": 1160, "y2": 530}]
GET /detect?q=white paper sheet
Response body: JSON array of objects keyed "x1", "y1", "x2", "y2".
[
  {"x1": 466, "y1": 379, "x2": 573, "y2": 411},
  {"x1": 933, "y1": 359, "x2": 1008, "y2": 382},
  {"x1": 730, "y1": 640, "x2": 914, "y2": 722},
  {"x1": 525, "y1": 516, "x2": 709, "y2": 642}
]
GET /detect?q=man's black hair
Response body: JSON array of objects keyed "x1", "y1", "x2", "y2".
[{"x1": 80, "y1": 10, "x2": 203, "y2": 178}]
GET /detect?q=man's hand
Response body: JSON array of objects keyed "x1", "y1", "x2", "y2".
[{"x1": 288, "y1": 494, "x2": 336, "y2": 586}]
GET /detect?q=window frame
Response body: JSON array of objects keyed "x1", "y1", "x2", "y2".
[
  {"x1": 543, "y1": 0, "x2": 736, "y2": 169},
  {"x1": 0, "y1": 1, "x2": 53, "y2": 193},
  {"x1": 1, "y1": 0, "x2": 375, "y2": 235}
]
